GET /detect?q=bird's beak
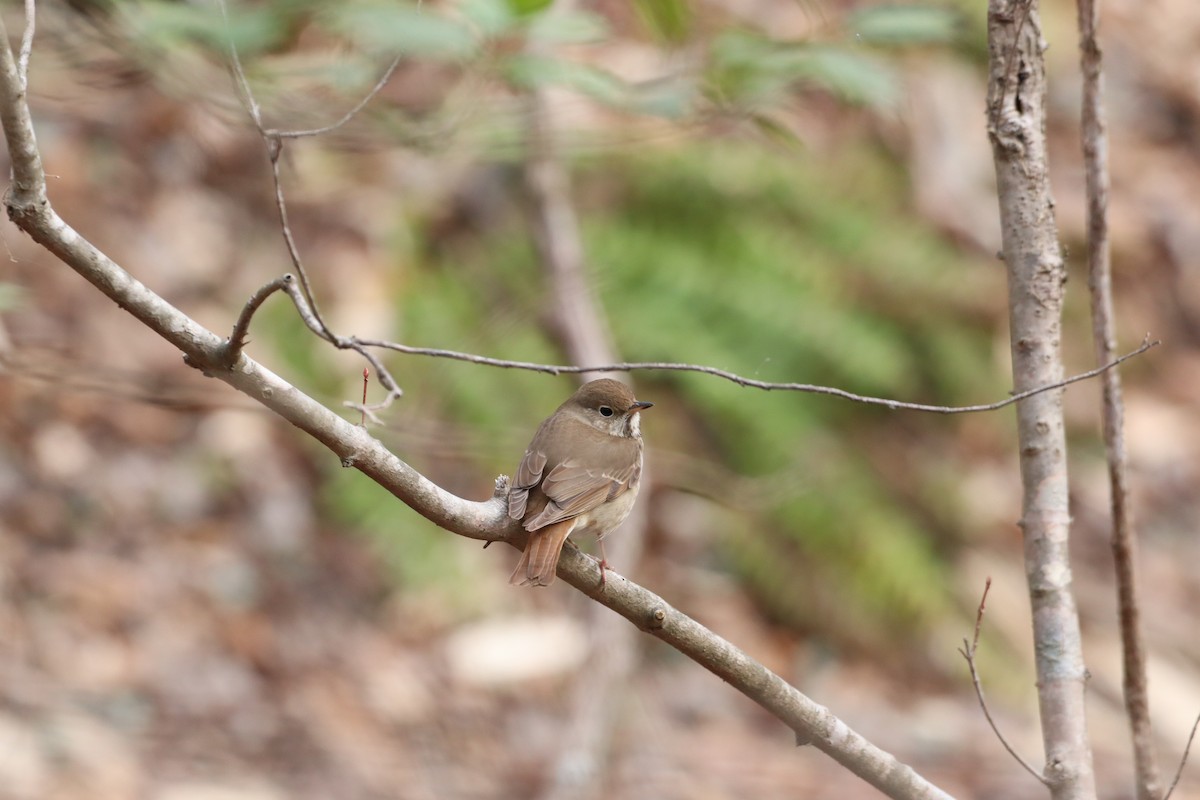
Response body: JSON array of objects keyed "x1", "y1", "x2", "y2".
[{"x1": 630, "y1": 400, "x2": 654, "y2": 413}]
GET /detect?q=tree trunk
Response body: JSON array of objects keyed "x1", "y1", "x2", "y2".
[{"x1": 985, "y1": 2, "x2": 1097, "y2": 798}]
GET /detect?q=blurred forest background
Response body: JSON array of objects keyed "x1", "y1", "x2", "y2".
[{"x1": 1, "y1": 0, "x2": 1199, "y2": 797}]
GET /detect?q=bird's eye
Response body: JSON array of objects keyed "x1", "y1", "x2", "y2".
[{"x1": 598, "y1": 406, "x2": 614, "y2": 417}]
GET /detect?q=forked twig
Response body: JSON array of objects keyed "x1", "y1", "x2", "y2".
[
  {"x1": 958, "y1": 578, "x2": 1048, "y2": 785},
  {"x1": 215, "y1": 0, "x2": 404, "y2": 407},
  {"x1": 274, "y1": 276, "x2": 403, "y2": 411}
]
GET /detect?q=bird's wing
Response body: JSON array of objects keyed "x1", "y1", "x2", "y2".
[
  {"x1": 508, "y1": 448, "x2": 547, "y2": 520},
  {"x1": 521, "y1": 457, "x2": 639, "y2": 530}
]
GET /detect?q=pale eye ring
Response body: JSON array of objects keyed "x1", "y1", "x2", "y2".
[{"x1": 598, "y1": 406, "x2": 614, "y2": 417}]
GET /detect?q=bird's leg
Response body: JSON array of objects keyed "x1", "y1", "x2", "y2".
[{"x1": 596, "y1": 538, "x2": 609, "y2": 590}]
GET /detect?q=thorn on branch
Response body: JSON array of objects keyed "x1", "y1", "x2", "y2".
[{"x1": 959, "y1": 577, "x2": 1048, "y2": 786}]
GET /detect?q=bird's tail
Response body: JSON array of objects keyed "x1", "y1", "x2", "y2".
[{"x1": 509, "y1": 519, "x2": 575, "y2": 587}]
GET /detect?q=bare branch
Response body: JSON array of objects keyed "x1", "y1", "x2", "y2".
[
  {"x1": 221, "y1": 273, "x2": 295, "y2": 366},
  {"x1": 18, "y1": 0, "x2": 35, "y2": 89},
  {"x1": 218, "y1": 0, "x2": 399, "y2": 140},
  {"x1": 212, "y1": 3, "x2": 406, "y2": 406},
  {"x1": 268, "y1": 275, "x2": 403, "y2": 408},
  {"x1": 350, "y1": 334, "x2": 1158, "y2": 414},
  {"x1": 264, "y1": 147, "x2": 334, "y2": 334},
  {"x1": 958, "y1": 579, "x2": 1048, "y2": 785},
  {"x1": 1164, "y1": 712, "x2": 1200, "y2": 800},
  {"x1": 1076, "y1": 1, "x2": 1159, "y2": 796},
  {"x1": 215, "y1": 0, "x2": 334, "y2": 342},
  {"x1": 987, "y1": 1, "x2": 1098, "y2": 795},
  {"x1": 0, "y1": 29, "x2": 44, "y2": 203}
]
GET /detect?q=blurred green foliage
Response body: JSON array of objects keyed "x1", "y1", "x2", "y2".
[
  {"x1": 0, "y1": 283, "x2": 25, "y2": 311},
  {"x1": 709, "y1": 31, "x2": 899, "y2": 109},
  {"x1": 633, "y1": 0, "x2": 692, "y2": 45},
  {"x1": 111, "y1": 0, "x2": 962, "y2": 127},
  {"x1": 848, "y1": 5, "x2": 963, "y2": 46}
]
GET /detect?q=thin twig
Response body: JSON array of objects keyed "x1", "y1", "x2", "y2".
[
  {"x1": 213, "y1": 269, "x2": 405, "y2": 414},
  {"x1": 264, "y1": 148, "x2": 335, "y2": 339},
  {"x1": 17, "y1": 0, "x2": 35, "y2": 90},
  {"x1": 216, "y1": 0, "x2": 265, "y2": 132},
  {"x1": 215, "y1": 270, "x2": 405, "y2": 414},
  {"x1": 1077, "y1": 0, "x2": 1159, "y2": 796},
  {"x1": 1164, "y1": 712, "x2": 1200, "y2": 800},
  {"x1": 215, "y1": 0, "x2": 405, "y2": 405},
  {"x1": 274, "y1": 275, "x2": 403, "y2": 409},
  {"x1": 218, "y1": 0, "x2": 341, "y2": 357},
  {"x1": 270, "y1": 57, "x2": 402, "y2": 139},
  {"x1": 359, "y1": 368, "x2": 369, "y2": 426},
  {"x1": 348, "y1": 334, "x2": 1158, "y2": 414},
  {"x1": 221, "y1": 274, "x2": 295, "y2": 364},
  {"x1": 216, "y1": 0, "x2": 336, "y2": 341},
  {"x1": 958, "y1": 578, "x2": 1048, "y2": 785},
  {"x1": 967, "y1": 577, "x2": 991, "y2": 654}
]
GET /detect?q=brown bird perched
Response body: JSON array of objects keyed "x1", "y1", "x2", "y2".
[{"x1": 508, "y1": 379, "x2": 652, "y2": 587}]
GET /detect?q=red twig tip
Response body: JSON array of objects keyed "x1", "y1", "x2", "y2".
[
  {"x1": 972, "y1": 576, "x2": 993, "y2": 650},
  {"x1": 360, "y1": 368, "x2": 370, "y2": 426}
]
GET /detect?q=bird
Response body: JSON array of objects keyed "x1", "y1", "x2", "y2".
[{"x1": 508, "y1": 379, "x2": 652, "y2": 587}]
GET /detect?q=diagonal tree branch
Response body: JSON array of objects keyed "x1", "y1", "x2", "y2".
[
  {"x1": 0, "y1": 18, "x2": 952, "y2": 800},
  {"x1": 1075, "y1": 2, "x2": 1159, "y2": 797}
]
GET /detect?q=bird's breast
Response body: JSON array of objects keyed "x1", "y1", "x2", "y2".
[{"x1": 573, "y1": 481, "x2": 640, "y2": 541}]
